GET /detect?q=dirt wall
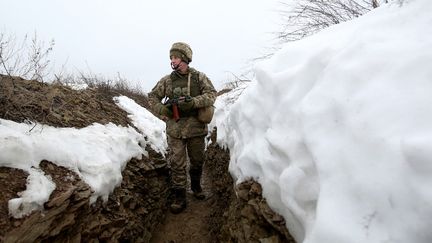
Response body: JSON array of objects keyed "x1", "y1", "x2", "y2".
[
  {"x1": 0, "y1": 75, "x2": 170, "y2": 242},
  {"x1": 0, "y1": 150, "x2": 169, "y2": 242},
  {"x1": 205, "y1": 130, "x2": 296, "y2": 243}
]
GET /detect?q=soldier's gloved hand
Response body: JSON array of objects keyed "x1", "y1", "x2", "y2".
[
  {"x1": 159, "y1": 104, "x2": 172, "y2": 118},
  {"x1": 178, "y1": 96, "x2": 195, "y2": 111}
]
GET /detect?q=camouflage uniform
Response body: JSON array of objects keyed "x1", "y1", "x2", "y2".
[{"x1": 148, "y1": 67, "x2": 216, "y2": 189}]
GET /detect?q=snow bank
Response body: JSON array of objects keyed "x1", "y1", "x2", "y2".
[
  {"x1": 217, "y1": 0, "x2": 432, "y2": 242},
  {"x1": 0, "y1": 119, "x2": 145, "y2": 217}
]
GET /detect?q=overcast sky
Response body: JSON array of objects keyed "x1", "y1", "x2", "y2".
[{"x1": 1, "y1": 0, "x2": 282, "y2": 92}]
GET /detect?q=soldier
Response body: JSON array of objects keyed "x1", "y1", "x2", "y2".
[{"x1": 148, "y1": 42, "x2": 216, "y2": 214}]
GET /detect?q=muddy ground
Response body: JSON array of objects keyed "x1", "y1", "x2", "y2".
[{"x1": 0, "y1": 74, "x2": 295, "y2": 242}]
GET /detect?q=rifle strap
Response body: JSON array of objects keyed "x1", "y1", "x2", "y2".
[{"x1": 187, "y1": 72, "x2": 191, "y2": 96}]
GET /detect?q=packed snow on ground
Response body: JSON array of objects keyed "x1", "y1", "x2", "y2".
[
  {"x1": 0, "y1": 96, "x2": 166, "y2": 218},
  {"x1": 215, "y1": 0, "x2": 432, "y2": 242}
]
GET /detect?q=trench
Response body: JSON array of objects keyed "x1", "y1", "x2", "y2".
[
  {"x1": 149, "y1": 135, "x2": 233, "y2": 243},
  {"x1": 0, "y1": 76, "x2": 293, "y2": 242},
  {"x1": 148, "y1": 132, "x2": 295, "y2": 243}
]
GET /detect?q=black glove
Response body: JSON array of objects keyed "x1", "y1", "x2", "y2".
[{"x1": 178, "y1": 96, "x2": 195, "y2": 111}]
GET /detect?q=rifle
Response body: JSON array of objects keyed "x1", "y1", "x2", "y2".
[{"x1": 163, "y1": 96, "x2": 191, "y2": 122}]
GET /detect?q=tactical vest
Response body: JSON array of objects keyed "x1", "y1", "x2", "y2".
[
  {"x1": 169, "y1": 70, "x2": 201, "y2": 98},
  {"x1": 168, "y1": 70, "x2": 202, "y2": 117}
]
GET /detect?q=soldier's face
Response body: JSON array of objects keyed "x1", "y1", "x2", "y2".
[
  {"x1": 171, "y1": 56, "x2": 181, "y2": 66},
  {"x1": 170, "y1": 56, "x2": 187, "y2": 71}
]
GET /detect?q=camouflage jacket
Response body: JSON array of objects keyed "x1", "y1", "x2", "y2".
[{"x1": 148, "y1": 67, "x2": 216, "y2": 139}]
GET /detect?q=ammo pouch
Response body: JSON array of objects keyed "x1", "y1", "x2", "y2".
[{"x1": 197, "y1": 106, "x2": 215, "y2": 124}]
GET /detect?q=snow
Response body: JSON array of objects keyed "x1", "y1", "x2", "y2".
[
  {"x1": 0, "y1": 96, "x2": 166, "y2": 218},
  {"x1": 1, "y1": 0, "x2": 431, "y2": 242},
  {"x1": 8, "y1": 167, "x2": 56, "y2": 219},
  {"x1": 113, "y1": 96, "x2": 167, "y2": 155},
  {"x1": 214, "y1": 0, "x2": 432, "y2": 242}
]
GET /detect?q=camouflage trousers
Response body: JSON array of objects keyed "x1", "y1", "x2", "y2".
[{"x1": 168, "y1": 135, "x2": 205, "y2": 189}]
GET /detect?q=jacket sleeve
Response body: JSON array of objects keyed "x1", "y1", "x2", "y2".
[
  {"x1": 193, "y1": 72, "x2": 216, "y2": 108},
  {"x1": 148, "y1": 75, "x2": 169, "y2": 115}
]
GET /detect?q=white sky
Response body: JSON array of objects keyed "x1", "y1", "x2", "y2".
[
  {"x1": 2, "y1": 0, "x2": 432, "y2": 242},
  {"x1": 0, "y1": 0, "x2": 281, "y2": 92}
]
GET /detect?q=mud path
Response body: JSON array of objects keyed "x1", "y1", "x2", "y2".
[
  {"x1": 150, "y1": 167, "x2": 216, "y2": 243},
  {"x1": 150, "y1": 137, "x2": 233, "y2": 243}
]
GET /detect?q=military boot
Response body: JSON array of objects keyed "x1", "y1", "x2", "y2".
[
  {"x1": 170, "y1": 188, "x2": 187, "y2": 214},
  {"x1": 190, "y1": 169, "x2": 205, "y2": 200}
]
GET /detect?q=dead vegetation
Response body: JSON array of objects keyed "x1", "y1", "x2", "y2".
[{"x1": 0, "y1": 74, "x2": 149, "y2": 128}]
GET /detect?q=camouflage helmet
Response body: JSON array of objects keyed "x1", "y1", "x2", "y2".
[{"x1": 170, "y1": 42, "x2": 193, "y2": 63}]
